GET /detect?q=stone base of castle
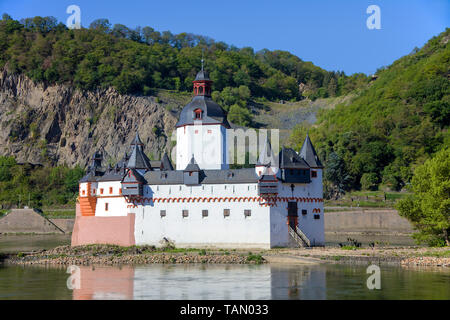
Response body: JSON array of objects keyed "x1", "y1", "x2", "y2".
[{"x1": 71, "y1": 203, "x2": 135, "y2": 246}]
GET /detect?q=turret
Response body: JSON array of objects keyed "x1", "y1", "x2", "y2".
[
  {"x1": 126, "y1": 131, "x2": 151, "y2": 174},
  {"x1": 175, "y1": 65, "x2": 229, "y2": 170}
]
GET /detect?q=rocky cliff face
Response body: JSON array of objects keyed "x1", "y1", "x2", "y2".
[{"x1": 0, "y1": 70, "x2": 182, "y2": 167}]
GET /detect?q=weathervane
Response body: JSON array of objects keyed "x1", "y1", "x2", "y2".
[{"x1": 201, "y1": 48, "x2": 204, "y2": 71}]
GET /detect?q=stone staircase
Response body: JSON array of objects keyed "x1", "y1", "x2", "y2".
[
  {"x1": 288, "y1": 225, "x2": 311, "y2": 247},
  {"x1": 78, "y1": 197, "x2": 96, "y2": 216}
]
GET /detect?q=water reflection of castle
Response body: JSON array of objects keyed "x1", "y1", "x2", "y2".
[{"x1": 73, "y1": 264, "x2": 326, "y2": 300}]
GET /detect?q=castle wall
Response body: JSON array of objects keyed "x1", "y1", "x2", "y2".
[
  {"x1": 131, "y1": 182, "x2": 272, "y2": 248},
  {"x1": 71, "y1": 213, "x2": 135, "y2": 247}
]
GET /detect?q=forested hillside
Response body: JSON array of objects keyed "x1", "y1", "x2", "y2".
[
  {"x1": 0, "y1": 14, "x2": 448, "y2": 205},
  {"x1": 0, "y1": 14, "x2": 367, "y2": 105},
  {"x1": 291, "y1": 29, "x2": 449, "y2": 193}
]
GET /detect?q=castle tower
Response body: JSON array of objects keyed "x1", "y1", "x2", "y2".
[
  {"x1": 175, "y1": 66, "x2": 230, "y2": 170},
  {"x1": 299, "y1": 134, "x2": 324, "y2": 198},
  {"x1": 126, "y1": 131, "x2": 151, "y2": 175}
]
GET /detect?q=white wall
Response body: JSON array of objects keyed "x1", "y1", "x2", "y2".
[
  {"x1": 176, "y1": 124, "x2": 227, "y2": 170},
  {"x1": 95, "y1": 181, "x2": 129, "y2": 217},
  {"x1": 131, "y1": 182, "x2": 271, "y2": 248}
]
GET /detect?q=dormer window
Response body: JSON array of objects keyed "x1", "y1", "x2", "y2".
[{"x1": 194, "y1": 108, "x2": 202, "y2": 120}]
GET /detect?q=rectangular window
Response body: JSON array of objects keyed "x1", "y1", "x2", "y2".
[
  {"x1": 82, "y1": 190, "x2": 85, "y2": 195},
  {"x1": 311, "y1": 171, "x2": 317, "y2": 178},
  {"x1": 244, "y1": 209, "x2": 251, "y2": 217},
  {"x1": 119, "y1": 188, "x2": 122, "y2": 195},
  {"x1": 109, "y1": 187, "x2": 113, "y2": 194},
  {"x1": 160, "y1": 210, "x2": 166, "y2": 218},
  {"x1": 182, "y1": 210, "x2": 189, "y2": 218},
  {"x1": 100, "y1": 188, "x2": 104, "y2": 195},
  {"x1": 302, "y1": 209, "x2": 307, "y2": 215},
  {"x1": 93, "y1": 189, "x2": 96, "y2": 195},
  {"x1": 202, "y1": 210, "x2": 208, "y2": 218},
  {"x1": 223, "y1": 209, "x2": 230, "y2": 217},
  {"x1": 314, "y1": 214, "x2": 320, "y2": 219},
  {"x1": 105, "y1": 203, "x2": 109, "y2": 211}
]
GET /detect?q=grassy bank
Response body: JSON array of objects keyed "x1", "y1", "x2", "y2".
[
  {"x1": 4, "y1": 243, "x2": 449, "y2": 268},
  {"x1": 4, "y1": 244, "x2": 266, "y2": 266},
  {"x1": 324, "y1": 191, "x2": 412, "y2": 209}
]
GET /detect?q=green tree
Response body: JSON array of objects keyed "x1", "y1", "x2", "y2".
[
  {"x1": 227, "y1": 104, "x2": 252, "y2": 127},
  {"x1": 396, "y1": 148, "x2": 450, "y2": 246}
]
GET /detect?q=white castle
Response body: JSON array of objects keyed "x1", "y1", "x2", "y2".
[{"x1": 73, "y1": 68, "x2": 325, "y2": 249}]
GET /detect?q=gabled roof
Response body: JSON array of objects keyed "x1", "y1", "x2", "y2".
[
  {"x1": 299, "y1": 134, "x2": 323, "y2": 168},
  {"x1": 122, "y1": 168, "x2": 147, "y2": 184},
  {"x1": 97, "y1": 170, "x2": 125, "y2": 182},
  {"x1": 126, "y1": 144, "x2": 151, "y2": 170},
  {"x1": 175, "y1": 95, "x2": 230, "y2": 128},
  {"x1": 144, "y1": 168, "x2": 259, "y2": 185},
  {"x1": 184, "y1": 156, "x2": 201, "y2": 172},
  {"x1": 279, "y1": 147, "x2": 310, "y2": 169},
  {"x1": 161, "y1": 152, "x2": 174, "y2": 171}
]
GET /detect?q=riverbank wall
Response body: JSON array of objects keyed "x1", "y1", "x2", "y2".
[
  {"x1": 1, "y1": 208, "x2": 414, "y2": 236},
  {"x1": 324, "y1": 209, "x2": 414, "y2": 234}
]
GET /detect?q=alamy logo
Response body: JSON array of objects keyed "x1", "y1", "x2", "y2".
[
  {"x1": 170, "y1": 127, "x2": 279, "y2": 167},
  {"x1": 366, "y1": 264, "x2": 381, "y2": 289},
  {"x1": 366, "y1": 5, "x2": 381, "y2": 30},
  {"x1": 66, "y1": 265, "x2": 81, "y2": 290},
  {"x1": 66, "y1": 5, "x2": 81, "y2": 30}
]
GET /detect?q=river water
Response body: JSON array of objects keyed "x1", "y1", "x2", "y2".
[
  {"x1": 0, "y1": 263, "x2": 448, "y2": 300},
  {"x1": 0, "y1": 234, "x2": 448, "y2": 300}
]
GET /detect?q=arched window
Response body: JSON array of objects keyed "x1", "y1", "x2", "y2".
[{"x1": 194, "y1": 108, "x2": 202, "y2": 120}]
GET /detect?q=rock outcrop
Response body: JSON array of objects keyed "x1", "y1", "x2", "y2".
[{"x1": 0, "y1": 70, "x2": 181, "y2": 167}]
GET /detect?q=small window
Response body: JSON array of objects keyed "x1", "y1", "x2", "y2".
[
  {"x1": 207, "y1": 130, "x2": 212, "y2": 134},
  {"x1": 223, "y1": 209, "x2": 230, "y2": 217},
  {"x1": 105, "y1": 203, "x2": 109, "y2": 211},
  {"x1": 244, "y1": 209, "x2": 251, "y2": 217},
  {"x1": 160, "y1": 210, "x2": 166, "y2": 218},
  {"x1": 314, "y1": 214, "x2": 320, "y2": 220},
  {"x1": 92, "y1": 189, "x2": 96, "y2": 195},
  {"x1": 189, "y1": 172, "x2": 193, "y2": 176},
  {"x1": 182, "y1": 210, "x2": 189, "y2": 218},
  {"x1": 82, "y1": 190, "x2": 85, "y2": 195},
  {"x1": 311, "y1": 171, "x2": 317, "y2": 178},
  {"x1": 302, "y1": 209, "x2": 307, "y2": 215},
  {"x1": 119, "y1": 188, "x2": 122, "y2": 195},
  {"x1": 202, "y1": 210, "x2": 208, "y2": 218},
  {"x1": 194, "y1": 108, "x2": 202, "y2": 120},
  {"x1": 109, "y1": 187, "x2": 113, "y2": 194},
  {"x1": 100, "y1": 188, "x2": 104, "y2": 195}
]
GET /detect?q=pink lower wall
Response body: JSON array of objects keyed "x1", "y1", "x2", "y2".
[{"x1": 71, "y1": 214, "x2": 135, "y2": 247}]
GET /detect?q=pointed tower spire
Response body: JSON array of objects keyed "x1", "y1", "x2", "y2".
[
  {"x1": 184, "y1": 155, "x2": 200, "y2": 172},
  {"x1": 299, "y1": 134, "x2": 323, "y2": 168},
  {"x1": 126, "y1": 130, "x2": 151, "y2": 171},
  {"x1": 257, "y1": 138, "x2": 274, "y2": 166},
  {"x1": 160, "y1": 152, "x2": 174, "y2": 171},
  {"x1": 131, "y1": 131, "x2": 144, "y2": 146}
]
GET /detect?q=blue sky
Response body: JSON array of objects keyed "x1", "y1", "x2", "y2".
[{"x1": 1, "y1": 0, "x2": 448, "y2": 75}]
